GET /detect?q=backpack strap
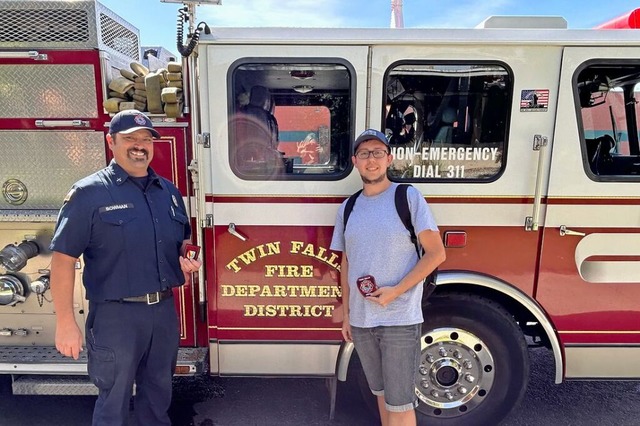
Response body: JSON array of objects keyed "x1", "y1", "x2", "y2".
[
  {"x1": 394, "y1": 184, "x2": 421, "y2": 257},
  {"x1": 343, "y1": 189, "x2": 363, "y2": 229},
  {"x1": 396, "y1": 184, "x2": 439, "y2": 303},
  {"x1": 343, "y1": 184, "x2": 437, "y2": 302}
]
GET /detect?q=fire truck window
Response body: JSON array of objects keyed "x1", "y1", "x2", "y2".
[
  {"x1": 229, "y1": 62, "x2": 354, "y2": 181},
  {"x1": 577, "y1": 64, "x2": 640, "y2": 180},
  {"x1": 384, "y1": 63, "x2": 510, "y2": 182}
]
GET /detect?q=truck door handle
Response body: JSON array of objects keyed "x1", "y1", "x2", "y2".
[
  {"x1": 525, "y1": 134, "x2": 549, "y2": 231},
  {"x1": 560, "y1": 225, "x2": 585, "y2": 237},
  {"x1": 0, "y1": 51, "x2": 47, "y2": 60},
  {"x1": 228, "y1": 223, "x2": 247, "y2": 241},
  {"x1": 35, "y1": 120, "x2": 90, "y2": 128}
]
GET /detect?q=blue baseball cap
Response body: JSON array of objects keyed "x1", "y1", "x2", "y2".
[
  {"x1": 109, "y1": 109, "x2": 160, "y2": 138},
  {"x1": 354, "y1": 128, "x2": 389, "y2": 154}
]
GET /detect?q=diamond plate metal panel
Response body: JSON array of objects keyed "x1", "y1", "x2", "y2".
[
  {"x1": 0, "y1": 1, "x2": 140, "y2": 61},
  {"x1": 0, "y1": 64, "x2": 98, "y2": 118},
  {"x1": 12, "y1": 375, "x2": 98, "y2": 395},
  {"x1": 0, "y1": 131, "x2": 106, "y2": 213},
  {"x1": 0, "y1": 346, "x2": 88, "y2": 363}
]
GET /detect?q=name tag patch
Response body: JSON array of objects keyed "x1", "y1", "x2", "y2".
[{"x1": 99, "y1": 203, "x2": 134, "y2": 213}]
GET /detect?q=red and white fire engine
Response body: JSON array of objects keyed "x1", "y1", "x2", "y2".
[{"x1": 2, "y1": 1, "x2": 640, "y2": 424}]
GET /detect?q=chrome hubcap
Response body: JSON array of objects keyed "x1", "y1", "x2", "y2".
[{"x1": 416, "y1": 327, "x2": 495, "y2": 417}]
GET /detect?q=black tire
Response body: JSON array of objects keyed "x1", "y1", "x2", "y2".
[{"x1": 416, "y1": 293, "x2": 529, "y2": 426}]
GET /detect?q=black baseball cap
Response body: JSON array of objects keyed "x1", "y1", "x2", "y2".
[
  {"x1": 109, "y1": 109, "x2": 160, "y2": 138},
  {"x1": 354, "y1": 129, "x2": 390, "y2": 154}
]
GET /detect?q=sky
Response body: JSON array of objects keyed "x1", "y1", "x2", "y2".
[{"x1": 101, "y1": 0, "x2": 638, "y2": 57}]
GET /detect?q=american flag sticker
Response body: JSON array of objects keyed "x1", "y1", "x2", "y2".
[{"x1": 520, "y1": 89, "x2": 549, "y2": 112}]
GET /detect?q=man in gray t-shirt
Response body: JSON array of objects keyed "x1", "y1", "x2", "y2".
[{"x1": 330, "y1": 129, "x2": 446, "y2": 425}]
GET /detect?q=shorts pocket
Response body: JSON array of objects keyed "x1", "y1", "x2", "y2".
[{"x1": 87, "y1": 339, "x2": 116, "y2": 391}]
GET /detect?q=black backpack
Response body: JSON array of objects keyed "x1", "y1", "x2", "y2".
[{"x1": 343, "y1": 184, "x2": 438, "y2": 303}]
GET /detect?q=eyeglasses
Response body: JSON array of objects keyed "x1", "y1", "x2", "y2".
[{"x1": 355, "y1": 149, "x2": 389, "y2": 159}]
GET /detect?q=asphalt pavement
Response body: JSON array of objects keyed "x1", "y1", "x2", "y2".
[{"x1": 2, "y1": 347, "x2": 640, "y2": 425}]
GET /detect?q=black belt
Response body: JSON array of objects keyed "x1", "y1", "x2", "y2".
[{"x1": 112, "y1": 289, "x2": 173, "y2": 305}]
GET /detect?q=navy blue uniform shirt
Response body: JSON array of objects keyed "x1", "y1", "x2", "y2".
[{"x1": 50, "y1": 160, "x2": 191, "y2": 302}]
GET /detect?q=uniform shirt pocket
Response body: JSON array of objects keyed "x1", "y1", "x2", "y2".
[
  {"x1": 98, "y1": 205, "x2": 137, "y2": 226},
  {"x1": 169, "y1": 207, "x2": 189, "y2": 241}
]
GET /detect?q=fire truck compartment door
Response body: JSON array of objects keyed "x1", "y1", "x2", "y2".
[
  {"x1": 199, "y1": 44, "x2": 368, "y2": 376},
  {"x1": 538, "y1": 46, "x2": 640, "y2": 379},
  {"x1": 0, "y1": 131, "x2": 106, "y2": 215},
  {"x1": 0, "y1": 62, "x2": 99, "y2": 120}
]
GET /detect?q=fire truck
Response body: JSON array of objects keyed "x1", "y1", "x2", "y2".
[{"x1": 2, "y1": 0, "x2": 640, "y2": 424}]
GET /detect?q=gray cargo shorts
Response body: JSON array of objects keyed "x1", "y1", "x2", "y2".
[{"x1": 351, "y1": 324, "x2": 421, "y2": 412}]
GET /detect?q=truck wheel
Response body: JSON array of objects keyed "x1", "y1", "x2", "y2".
[{"x1": 415, "y1": 293, "x2": 529, "y2": 426}]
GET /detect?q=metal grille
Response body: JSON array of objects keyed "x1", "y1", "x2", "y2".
[
  {"x1": 100, "y1": 12, "x2": 140, "y2": 61},
  {"x1": 0, "y1": 8, "x2": 90, "y2": 43},
  {"x1": 0, "y1": 64, "x2": 98, "y2": 118},
  {"x1": 0, "y1": 1, "x2": 140, "y2": 59}
]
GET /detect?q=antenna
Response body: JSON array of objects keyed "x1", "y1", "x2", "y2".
[{"x1": 391, "y1": 0, "x2": 404, "y2": 28}]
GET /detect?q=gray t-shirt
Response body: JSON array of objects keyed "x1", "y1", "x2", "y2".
[{"x1": 330, "y1": 183, "x2": 438, "y2": 328}]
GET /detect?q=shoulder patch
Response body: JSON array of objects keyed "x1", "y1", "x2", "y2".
[{"x1": 63, "y1": 188, "x2": 76, "y2": 204}]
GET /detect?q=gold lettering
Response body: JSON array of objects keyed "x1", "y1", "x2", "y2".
[
  {"x1": 322, "y1": 305, "x2": 334, "y2": 316},
  {"x1": 221, "y1": 285, "x2": 235, "y2": 296},
  {"x1": 330, "y1": 286, "x2": 342, "y2": 298},
  {"x1": 266, "y1": 242, "x2": 281, "y2": 255},
  {"x1": 256, "y1": 242, "x2": 281, "y2": 258},
  {"x1": 290, "y1": 241, "x2": 304, "y2": 254},
  {"x1": 264, "y1": 265, "x2": 278, "y2": 277},
  {"x1": 225, "y1": 259, "x2": 241, "y2": 273},
  {"x1": 286, "y1": 285, "x2": 300, "y2": 297},
  {"x1": 301, "y1": 243, "x2": 316, "y2": 257},
  {"x1": 289, "y1": 242, "x2": 341, "y2": 271},
  {"x1": 228, "y1": 242, "x2": 282, "y2": 273},
  {"x1": 327, "y1": 252, "x2": 340, "y2": 270},
  {"x1": 241, "y1": 304, "x2": 335, "y2": 317},
  {"x1": 237, "y1": 249, "x2": 257, "y2": 265},
  {"x1": 286, "y1": 265, "x2": 299, "y2": 277},
  {"x1": 264, "y1": 264, "x2": 314, "y2": 278},
  {"x1": 220, "y1": 284, "x2": 341, "y2": 298},
  {"x1": 317, "y1": 286, "x2": 330, "y2": 297},
  {"x1": 300, "y1": 265, "x2": 313, "y2": 277},
  {"x1": 300, "y1": 286, "x2": 316, "y2": 297},
  {"x1": 311, "y1": 305, "x2": 323, "y2": 317},
  {"x1": 260, "y1": 286, "x2": 273, "y2": 297},
  {"x1": 316, "y1": 246, "x2": 328, "y2": 262}
]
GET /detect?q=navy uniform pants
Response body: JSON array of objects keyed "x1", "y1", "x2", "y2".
[{"x1": 86, "y1": 297, "x2": 179, "y2": 426}]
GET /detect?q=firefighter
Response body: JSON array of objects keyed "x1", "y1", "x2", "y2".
[{"x1": 49, "y1": 110, "x2": 202, "y2": 426}]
